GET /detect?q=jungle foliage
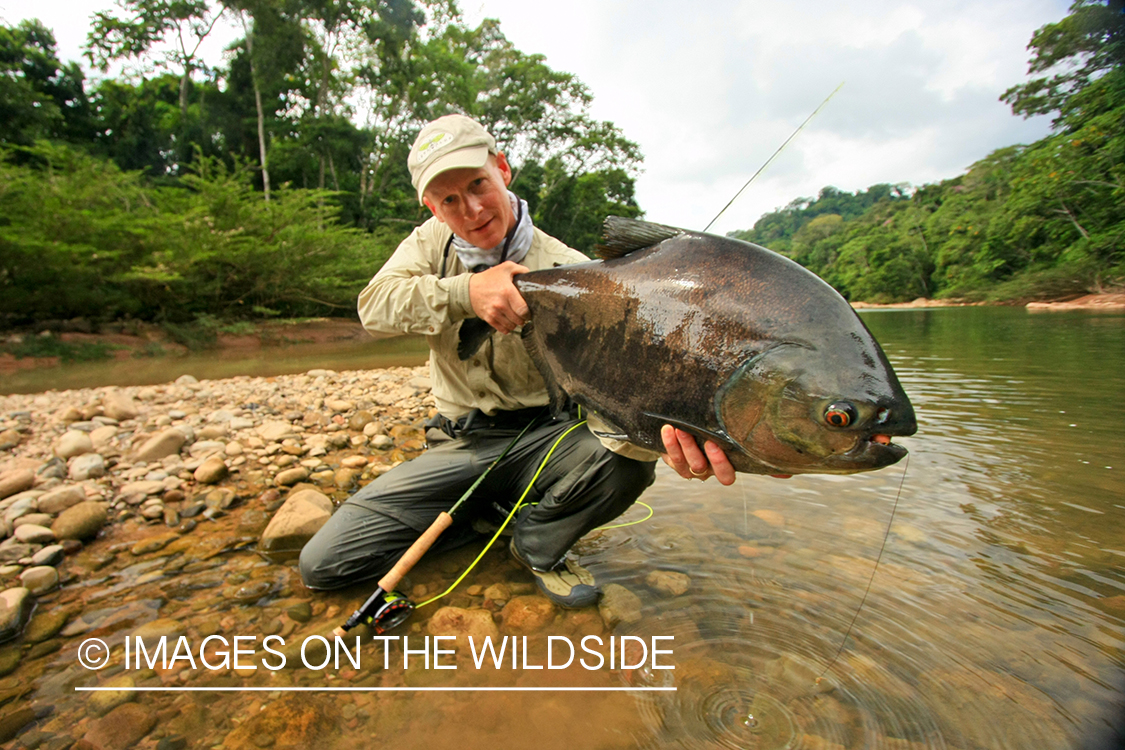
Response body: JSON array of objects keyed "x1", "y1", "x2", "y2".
[
  {"x1": 0, "y1": 1, "x2": 641, "y2": 327},
  {"x1": 731, "y1": 0, "x2": 1124, "y2": 303}
]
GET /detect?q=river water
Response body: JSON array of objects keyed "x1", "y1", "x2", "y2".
[{"x1": 5, "y1": 307, "x2": 1125, "y2": 749}]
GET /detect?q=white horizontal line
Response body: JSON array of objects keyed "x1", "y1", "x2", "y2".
[{"x1": 75, "y1": 686, "x2": 676, "y2": 692}]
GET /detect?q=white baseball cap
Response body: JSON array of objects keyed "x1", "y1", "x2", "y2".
[{"x1": 407, "y1": 114, "x2": 498, "y2": 204}]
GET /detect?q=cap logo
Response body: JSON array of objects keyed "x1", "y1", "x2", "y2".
[{"x1": 415, "y1": 132, "x2": 454, "y2": 164}]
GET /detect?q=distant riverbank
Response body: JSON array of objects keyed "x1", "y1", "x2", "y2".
[{"x1": 851, "y1": 291, "x2": 1125, "y2": 311}]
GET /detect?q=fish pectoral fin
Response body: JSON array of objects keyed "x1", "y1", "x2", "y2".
[
  {"x1": 595, "y1": 217, "x2": 685, "y2": 260},
  {"x1": 457, "y1": 318, "x2": 495, "y2": 361},
  {"x1": 643, "y1": 412, "x2": 745, "y2": 455},
  {"x1": 520, "y1": 322, "x2": 568, "y2": 417}
]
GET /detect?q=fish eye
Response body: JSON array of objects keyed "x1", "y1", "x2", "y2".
[{"x1": 824, "y1": 402, "x2": 857, "y2": 428}]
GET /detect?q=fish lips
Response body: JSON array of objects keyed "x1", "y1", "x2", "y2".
[{"x1": 844, "y1": 435, "x2": 909, "y2": 469}]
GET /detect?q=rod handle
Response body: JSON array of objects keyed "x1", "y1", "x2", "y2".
[{"x1": 377, "y1": 511, "x2": 453, "y2": 592}]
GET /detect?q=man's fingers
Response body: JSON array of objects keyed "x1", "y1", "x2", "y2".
[
  {"x1": 660, "y1": 426, "x2": 694, "y2": 479},
  {"x1": 676, "y1": 429, "x2": 710, "y2": 476},
  {"x1": 660, "y1": 425, "x2": 684, "y2": 463},
  {"x1": 704, "y1": 441, "x2": 736, "y2": 486}
]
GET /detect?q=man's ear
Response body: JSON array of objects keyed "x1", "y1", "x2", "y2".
[
  {"x1": 495, "y1": 152, "x2": 513, "y2": 187},
  {"x1": 422, "y1": 197, "x2": 444, "y2": 222}
]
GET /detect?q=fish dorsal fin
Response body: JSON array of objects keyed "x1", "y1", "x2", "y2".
[{"x1": 595, "y1": 217, "x2": 685, "y2": 260}]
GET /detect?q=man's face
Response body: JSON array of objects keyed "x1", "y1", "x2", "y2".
[{"x1": 423, "y1": 153, "x2": 516, "y2": 250}]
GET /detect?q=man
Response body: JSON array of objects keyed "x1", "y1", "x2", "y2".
[{"x1": 299, "y1": 114, "x2": 733, "y2": 608}]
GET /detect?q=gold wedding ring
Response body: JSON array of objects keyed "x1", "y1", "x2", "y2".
[{"x1": 690, "y1": 466, "x2": 708, "y2": 477}]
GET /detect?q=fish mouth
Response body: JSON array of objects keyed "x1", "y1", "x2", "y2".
[{"x1": 845, "y1": 433, "x2": 909, "y2": 466}]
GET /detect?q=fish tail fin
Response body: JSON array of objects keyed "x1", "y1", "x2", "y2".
[
  {"x1": 595, "y1": 217, "x2": 685, "y2": 260},
  {"x1": 457, "y1": 318, "x2": 495, "y2": 361},
  {"x1": 521, "y1": 322, "x2": 569, "y2": 417}
]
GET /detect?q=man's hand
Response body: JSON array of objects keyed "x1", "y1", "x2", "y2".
[
  {"x1": 660, "y1": 426, "x2": 736, "y2": 486},
  {"x1": 469, "y1": 261, "x2": 530, "y2": 334}
]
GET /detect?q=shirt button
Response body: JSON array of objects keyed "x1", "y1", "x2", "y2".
[
  {"x1": 477, "y1": 391, "x2": 485, "y2": 398},
  {"x1": 472, "y1": 360, "x2": 480, "y2": 367},
  {"x1": 428, "y1": 326, "x2": 435, "y2": 333}
]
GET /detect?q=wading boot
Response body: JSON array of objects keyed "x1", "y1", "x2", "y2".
[{"x1": 509, "y1": 539, "x2": 599, "y2": 609}]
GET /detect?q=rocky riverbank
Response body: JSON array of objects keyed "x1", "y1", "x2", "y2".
[{"x1": 0, "y1": 367, "x2": 654, "y2": 749}]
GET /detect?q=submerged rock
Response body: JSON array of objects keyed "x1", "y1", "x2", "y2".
[
  {"x1": 82, "y1": 702, "x2": 157, "y2": 750},
  {"x1": 426, "y1": 606, "x2": 499, "y2": 648},
  {"x1": 500, "y1": 596, "x2": 557, "y2": 635},
  {"x1": 221, "y1": 694, "x2": 341, "y2": 750},
  {"x1": 645, "y1": 570, "x2": 691, "y2": 597},
  {"x1": 86, "y1": 675, "x2": 137, "y2": 717},
  {"x1": 599, "y1": 583, "x2": 643, "y2": 626}
]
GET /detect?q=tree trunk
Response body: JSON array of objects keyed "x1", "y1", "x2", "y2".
[{"x1": 240, "y1": 13, "x2": 271, "y2": 202}]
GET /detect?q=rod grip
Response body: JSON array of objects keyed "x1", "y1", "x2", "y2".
[{"x1": 377, "y1": 512, "x2": 453, "y2": 592}]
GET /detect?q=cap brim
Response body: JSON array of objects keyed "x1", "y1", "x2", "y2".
[{"x1": 416, "y1": 146, "x2": 492, "y2": 204}]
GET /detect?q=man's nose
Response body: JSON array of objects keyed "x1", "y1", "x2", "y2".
[{"x1": 464, "y1": 193, "x2": 483, "y2": 217}]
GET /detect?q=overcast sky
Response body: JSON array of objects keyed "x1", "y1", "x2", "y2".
[{"x1": 2, "y1": 0, "x2": 1070, "y2": 234}]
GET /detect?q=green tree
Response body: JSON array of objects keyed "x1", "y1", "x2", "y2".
[
  {"x1": 1002, "y1": 0, "x2": 1124, "y2": 124},
  {"x1": 87, "y1": 0, "x2": 226, "y2": 117},
  {"x1": 0, "y1": 20, "x2": 93, "y2": 146}
]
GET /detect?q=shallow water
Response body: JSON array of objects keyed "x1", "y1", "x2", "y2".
[
  {"x1": 0, "y1": 335, "x2": 430, "y2": 395},
  {"x1": 6, "y1": 307, "x2": 1125, "y2": 749}
]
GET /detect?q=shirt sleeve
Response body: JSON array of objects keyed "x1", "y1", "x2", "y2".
[{"x1": 357, "y1": 222, "x2": 476, "y2": 339}]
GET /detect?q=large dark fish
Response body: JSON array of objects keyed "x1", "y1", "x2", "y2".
[{"x1": 461, "y1": 217, "x2": 917, "y2": 475}]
